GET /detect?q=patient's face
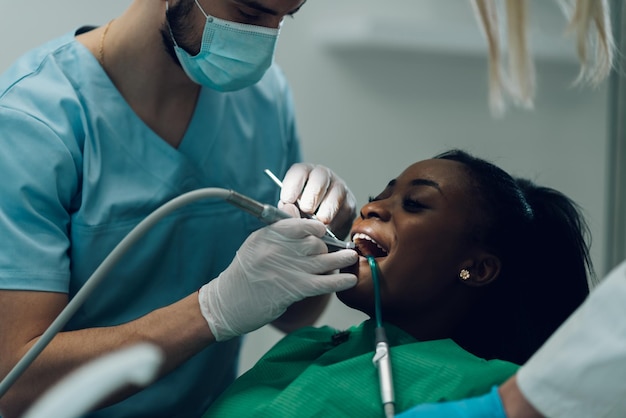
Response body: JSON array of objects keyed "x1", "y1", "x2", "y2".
[{"x1": 338, "y1": 158, "x2": 480, "y2": 322}]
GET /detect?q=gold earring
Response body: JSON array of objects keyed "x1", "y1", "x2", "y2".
[{"x1": 459, "y1": 269, "x2": 470, "y2": 281}]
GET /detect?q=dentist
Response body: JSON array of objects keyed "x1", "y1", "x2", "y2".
[{"x1": 0, "y1": 1, "x2": 357, "y2": 417}]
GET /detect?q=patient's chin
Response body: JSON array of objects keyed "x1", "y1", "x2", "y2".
[
  {"x1": 340, "y1": 261, "x2": 358, "y2": 276},
  {"x1": 335, "y1": 289, "x2": 355, "y2": 309},
  {"x1": 336, "y1": 283, "x2": 373, "y2": 314}
]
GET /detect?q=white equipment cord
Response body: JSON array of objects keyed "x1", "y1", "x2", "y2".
[{"x1": 22, "y1": 343, "x2": 163, "y2": 418}]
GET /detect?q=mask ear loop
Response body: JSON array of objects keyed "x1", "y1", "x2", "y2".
[
  {"x1": 164, "y1": 1, "x2": 180, "y2": 49},
  {"x1": 193, "y1": 0, "x2": 210, "y2": 19}
]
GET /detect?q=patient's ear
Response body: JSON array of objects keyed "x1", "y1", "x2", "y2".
[{"x1": 461, "y1": 253, "x2": 501, "y2": 288}]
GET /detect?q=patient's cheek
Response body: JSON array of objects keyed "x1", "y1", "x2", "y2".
[
  {"x1": 336, "y1": 286, "x2": 374, "y2": 318},
  {"x1": 336, "y1": 264, "x2": 375, "y2": 313}
]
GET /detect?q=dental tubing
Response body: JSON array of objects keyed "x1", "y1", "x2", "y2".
[{"x1": 368, "y1": 256, "x2": 396, "y2": 418}]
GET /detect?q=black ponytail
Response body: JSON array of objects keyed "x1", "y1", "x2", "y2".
[
  {"x1": 435, "y1": 150, "x2": 591, "y2": 364},
  {"x1": 513, "y1": 178, "x2": 592, "y2": 351}
]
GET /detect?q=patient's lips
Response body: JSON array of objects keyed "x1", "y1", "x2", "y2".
[{"x1": 353, "y1": 233, "x2": 389, "y2": 258}]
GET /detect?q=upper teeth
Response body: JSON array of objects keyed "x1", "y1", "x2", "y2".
[{"x1": 353, "y1": 233, "x2": 388, "y2": 254}]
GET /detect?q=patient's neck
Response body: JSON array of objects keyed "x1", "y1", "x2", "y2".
[{"x1": 385, "y1": 292, "x2": 477, "y2": 343}]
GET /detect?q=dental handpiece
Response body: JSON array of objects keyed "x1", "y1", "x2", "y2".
[{"x1": 225, "y1": 190, "x2": 355, "y2": 251}]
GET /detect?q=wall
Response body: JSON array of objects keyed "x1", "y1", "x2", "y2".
[
  {"x1": 243, "y1": 0, "x2": 610, "y2": 373},
  {"x1": 0, "y1": 0, "x2": 610, "y2": 375}
]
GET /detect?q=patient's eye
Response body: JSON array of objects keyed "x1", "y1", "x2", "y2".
[
  {"x1": 368, "y1": 186, "x2": 393, "y2": 203},
  {"x1": 403, "y1": 197, "x2": 426, "y2": 212}
]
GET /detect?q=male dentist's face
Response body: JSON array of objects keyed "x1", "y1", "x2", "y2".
[
  {"x1": 162, "y1": 0, "x2": 306, "y2": 57},
  {"x1": 197, "y1": 0, "x2": 307, "y2": 29}
]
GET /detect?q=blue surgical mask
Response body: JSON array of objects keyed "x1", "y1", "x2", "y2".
[{"x1": 166, "y1": 0, "x2": 281, "y2": 92}]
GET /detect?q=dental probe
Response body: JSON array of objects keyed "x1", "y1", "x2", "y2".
[
  {"x1": 263, "y1": 168, "x2": 340, "y2": 240},
  {"x1": 368, "y1": 256, "x2": 395, "y2": 418},
  {"x1": 226, "y1": 190, "x2": 355, "y2": 250}
]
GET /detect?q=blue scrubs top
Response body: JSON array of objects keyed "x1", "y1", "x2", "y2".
[{"x1": 0, "y1": 28, "x2": 301, "y2": 417}]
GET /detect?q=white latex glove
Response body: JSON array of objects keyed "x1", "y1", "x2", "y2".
[
  {"x1": 278, "y1": 163, "x2": 357, "y2": 239},
  {"x1": 198, "y1": 217, "x2": 358, "y2": 341}
]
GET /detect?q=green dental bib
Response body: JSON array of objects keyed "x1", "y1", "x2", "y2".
[{"x1": 204, "y1": 320, "x2": 518, "y2": 417}]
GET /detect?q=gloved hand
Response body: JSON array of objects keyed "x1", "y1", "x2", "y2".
[
  {"x1": 198, "y1": 217, "x2": 358, "y2": 341},
  {"x1": 278, "y1": 163, "x2": 357, "y2": 239},
  {"x1": 395, "y1": 386, "x2": 507, "y2": 418}
]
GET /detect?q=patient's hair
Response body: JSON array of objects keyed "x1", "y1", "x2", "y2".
[
  {"x1": 436, "y1": 149, "x2": 593, "y2": 364},
  {"x1": 470, "y1": 0, "x2": 615, "y2": 115}
]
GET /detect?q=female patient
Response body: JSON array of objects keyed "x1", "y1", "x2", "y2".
[{"x1": 204, "y1": 149, "x2": 592, "y2": 417}]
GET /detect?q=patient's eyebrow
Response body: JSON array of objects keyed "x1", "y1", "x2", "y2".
[
  {"x1": 410, "y1": 178, "x2": 442, "y2": 193},
  {"x1": 385, "y1": 178, "x2": 442, "y2": 193}
]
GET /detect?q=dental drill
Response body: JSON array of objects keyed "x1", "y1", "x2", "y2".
[{"x1": 226, "y1": 190, "x2": 355, "y2": 250}]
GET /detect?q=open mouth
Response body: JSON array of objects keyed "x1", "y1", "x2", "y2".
[{"x1": 352, "y1": 233, "x2": 389, "y2": 258}]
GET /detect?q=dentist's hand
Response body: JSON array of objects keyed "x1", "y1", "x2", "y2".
[
  {"x1": 278, "y1": 163, "x2": 357, "y2": 239},
  {"x1": 198, "y1": 218, "x2": 358, "y2": 341},
  {"x1": 394, "y1": 386, "x2": 507, "y2": 418}
]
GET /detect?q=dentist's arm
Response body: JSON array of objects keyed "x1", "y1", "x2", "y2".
[
  {"x1": 499, "y1": 377, "x2": 543, "y2": 418},
  {"x1": 393, "y1": 380, "x2": 542, "y2": 417},
  {"x1": 394, "y1": 386, "x2": 509, "y2": 418},
  {"x1": 0, "y1": 218, "x2": 357, "y2": 417}
]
